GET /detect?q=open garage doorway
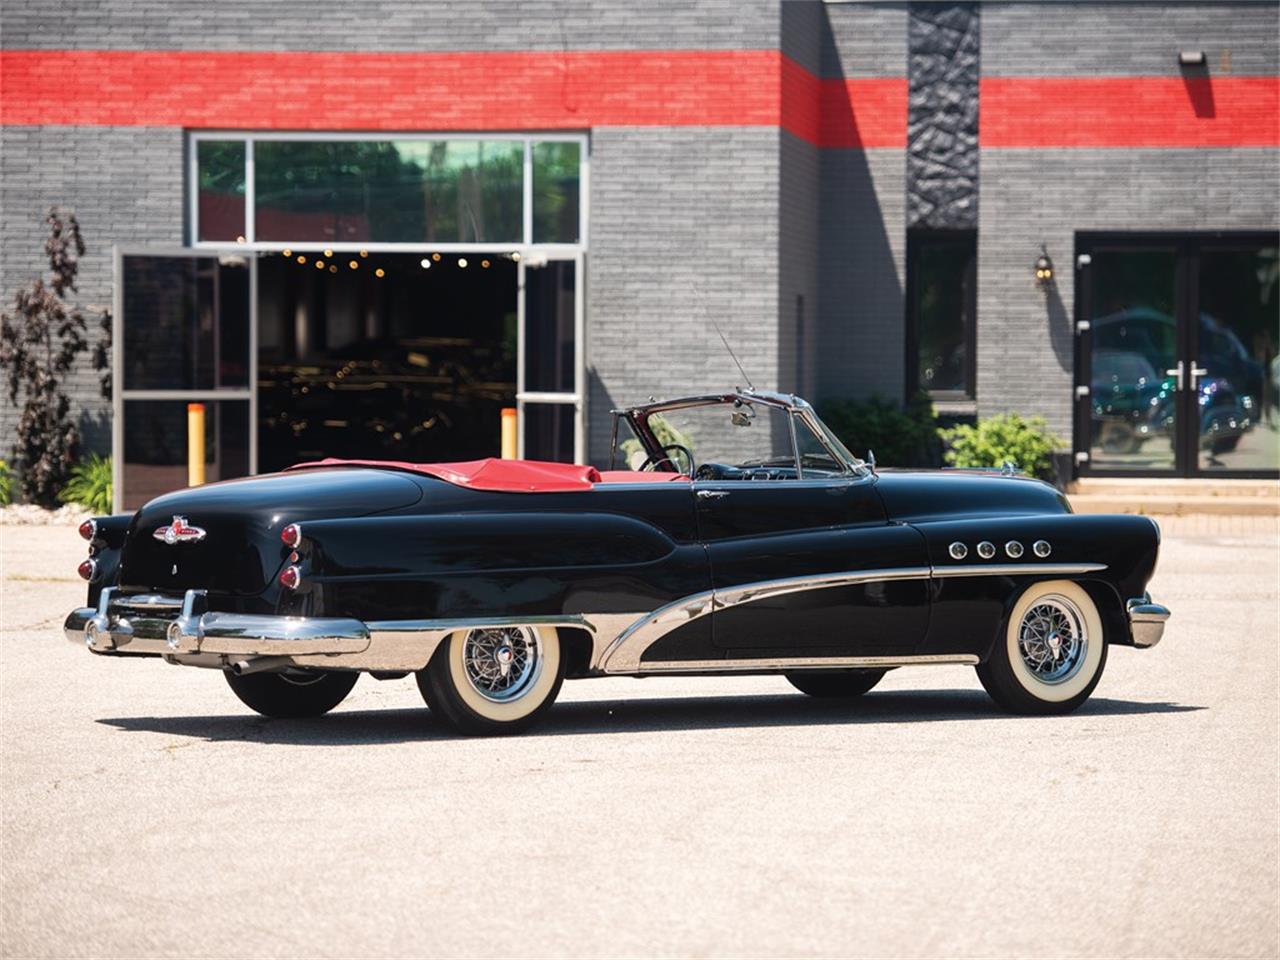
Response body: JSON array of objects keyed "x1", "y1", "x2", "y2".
[{"x1": 256, "y1": 251, "x2": 517, "y2": 473}]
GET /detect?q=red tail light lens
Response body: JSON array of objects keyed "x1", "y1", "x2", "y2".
[
  {"x1": 78, "y1": 519, "x2": 97, "y2": 541},
  {"x1": 280, "y1": 523, "x2": 302, "y2": 548},
  {"x1": 278, "y1": 565, "x2": 301, "y2": 590},
  {"x1": 77, "y1": 558, "x2": 99, "y2": 582}
]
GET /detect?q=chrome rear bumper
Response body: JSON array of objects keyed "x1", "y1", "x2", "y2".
[
  {"x1": 1127, "y1": 593, "x2": 1171, "y2": 648},
  {"x1": 64, "y1": 587, "x2": 593, "y2": 673}
]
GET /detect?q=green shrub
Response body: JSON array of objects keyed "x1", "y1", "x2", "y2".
[
  {"x1": 0, "y1": 460, "x2": 12, "y2": 506},
  {"x1": 941, "y1": 414, "x2": 1065, "y2": 482},
  {"x1": 818, "y1": 393, "x2": 942, "y2": 468},
  {"x1": 58, "y1": 454, "x2": 113, "y2": 514}
]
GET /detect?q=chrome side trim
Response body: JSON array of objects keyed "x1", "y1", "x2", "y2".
[
  {"x1": 598, "y1": 567, "x2": 932, "y2": 674},
  {"x1": 717, "y1": 567, "x2": 931, "y2": 610},
  {"x1": 597, "y1": 591, "x2": 717, "y2": 674},
  {"x1": 636, "y1": 654, "x2": 979, "y2": 674},
  {"x1": 1127, "y1": 593, "x2": 1170, "y2": 649},
  {"x1": 930, "y1": 562, "x2": 1106, "y2": 578}
]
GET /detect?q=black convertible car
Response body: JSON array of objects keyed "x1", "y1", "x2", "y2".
[{"x1": 65, "y1": 389, "x2": 1169, "y2": 734}]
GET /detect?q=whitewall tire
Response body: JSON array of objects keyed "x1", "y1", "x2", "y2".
[
  {"x1": 416, "y1": 626, "x2": 564, "y2": 735},
  {"x1": 976, "y1": 580, "x2": 1108, "y2": 715}
]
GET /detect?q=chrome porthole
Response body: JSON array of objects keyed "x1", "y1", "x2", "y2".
[
  {"x1": 948, "y1": 542, "x2": 968, "y2": 560},
  {"x1": 1005, "y1": 540, "x2": 1024, "y2": 558},
  {"x1": 1017, "y1": 594, "x2": 1088, "y2": 685},
  {"x1": 1033, "y1": 539, "x2": 1052, "y2": 558},
  {"x1": 977, "y1": 541, "x2": 996, "y2": 559},
  {"x1": 461, "y1": 626, "x2": 543, "y2": 703}
]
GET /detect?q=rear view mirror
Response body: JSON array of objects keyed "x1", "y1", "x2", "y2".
[{"x1": 731, "y1": 410, "x2": 754, "y2": 427}]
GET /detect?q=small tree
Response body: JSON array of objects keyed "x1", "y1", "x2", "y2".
[{"x1": 0, "y1": 210, "x2": 110, "y2": 505}]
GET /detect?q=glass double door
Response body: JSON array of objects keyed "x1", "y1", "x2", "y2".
[{"x1": 1076, "y1": 235, "x2": 1279, "y2": 477}]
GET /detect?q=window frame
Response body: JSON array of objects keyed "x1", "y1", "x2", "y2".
[
  {"x1": 187, "y1": 130, "x2": 589, "y2": 254},
  {"x1": 905, "y1": 228, "x2": 978, "y2": 401}
]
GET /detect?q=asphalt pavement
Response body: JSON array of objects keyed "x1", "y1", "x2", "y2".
[{"x1": 1, "y1": 519, "x2": 1276, "y2": 959}]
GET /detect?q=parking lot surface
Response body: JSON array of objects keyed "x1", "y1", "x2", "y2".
[{"x1": 2, "y1": 520, "x2": 1276, "y2": 959}]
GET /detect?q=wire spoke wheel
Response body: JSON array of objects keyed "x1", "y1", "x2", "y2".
[
  {"x1": 461, "y1": 627, "x2": 542, "y2": 703},
  {"x1": 1016, "y1": 595, "x2": 1088, "y2": 685}
]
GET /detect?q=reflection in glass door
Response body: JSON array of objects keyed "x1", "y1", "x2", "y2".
[
  {"x1": 113, "y1": 249, "x2": 255, "y2": 510},
  {"x1": 1076, "y1": 234, "x2": 1279, "y2": 478},
  {"x1": 1196, "y1": 245, "x2": 1279, "y2": 472},
  {"x1": 1082, "y1": 248, "x2": 1180, "y2": 472}
]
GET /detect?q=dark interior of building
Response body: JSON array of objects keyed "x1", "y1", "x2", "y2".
[{"x1": 256, "y1": 251, "x2": 518, "y2": 472}]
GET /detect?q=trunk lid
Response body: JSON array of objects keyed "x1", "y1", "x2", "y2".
[{"x1": 119, "y1": 468, "x2": 422, "y2": 597}]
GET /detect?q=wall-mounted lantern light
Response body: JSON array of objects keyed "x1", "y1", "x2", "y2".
[
  {"x1": 1034, "y1": 246, "x2": 1055, "y2": 288},
  {"x1": 1178, "y1": 50, "x2": 1206, "y2": 66}
]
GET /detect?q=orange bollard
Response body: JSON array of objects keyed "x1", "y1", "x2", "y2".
[
  {"x1": 500, "y1": 407, "x2": 518, "y2": 460},
  {"x1": 187, "y1": 403, "x2": 206, "y2": 486}
]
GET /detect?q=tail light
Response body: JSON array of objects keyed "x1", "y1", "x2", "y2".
[
  {"x1": 278, "y1": 565, "x2": 301, "y2": 590},
  {"x1": 77, "y1": 558, "x2": 100, "y2": 582},
  {"x1": 78, "y1": 519, "x2": 97, "y2": 541},
  {"x1": 280, "y1": 523, "x2": 302, "y2": 549}
]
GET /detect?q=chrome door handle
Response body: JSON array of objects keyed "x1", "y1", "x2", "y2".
[
  {"x1": 1190, "y1": 363, "x2": 1209, "y2": 390},
  {"x1": 696, "y1": 489, "x2": 729, "y2": 500},
  {"x1": 1164, "y1": 361, "x2": 1185, "y2": 391}
]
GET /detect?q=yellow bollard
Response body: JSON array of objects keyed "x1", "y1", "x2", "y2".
[
  {"x1": 500, "y1": 407, "x2": 518, "y2": 460},
  {"x1": 187, "y1": 403, "x2": 206, "y2": 486}
]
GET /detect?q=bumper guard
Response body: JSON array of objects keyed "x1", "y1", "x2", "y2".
[{"x1": 1126, "y1": 592, "x2": 1171, "y2": 648}]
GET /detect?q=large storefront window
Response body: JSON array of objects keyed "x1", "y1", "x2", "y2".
[
  {"x1": 191, "y1": 134, "x2": 586, "y2": 250},
  {"x1": 908, "y1": 230, "x2": 976, "y2": 398},
  {"x1": 532, "y1": 142, "x2": 581, "y2": 244},
  {"x1": 255, "y1": 140, "x2": 523, "y2": 244},
  {"x1": 196, "y1": 140, "x2": 246, "y2": 242}
]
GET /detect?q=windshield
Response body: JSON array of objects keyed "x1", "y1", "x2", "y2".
[{"x1": 616, "y1": 398, "x2": 859, "y2": 480}]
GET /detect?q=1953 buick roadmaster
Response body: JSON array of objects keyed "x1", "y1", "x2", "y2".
[{"x1": 65, "y1": 389, "x2": 1170, "y2": 735}]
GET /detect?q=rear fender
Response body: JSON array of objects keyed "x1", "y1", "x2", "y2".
[
  {"x1": 81, "y1": 514, "x2": 132, "y2": 607},
  {"x1": 292, "y1": 512, "x2": 710, "y2": 622}
]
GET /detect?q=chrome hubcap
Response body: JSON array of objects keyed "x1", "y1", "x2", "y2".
[
  {"x1": 1018, "y1": 596, "x2": 1087, "y2": 684},
  {"x1": 462, "y1": 627, "x2": 541, "y2": 702}
]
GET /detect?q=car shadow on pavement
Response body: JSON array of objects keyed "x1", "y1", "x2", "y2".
[{"x1": 97, "y1": 689, "x2": 1203, "y2": 745}]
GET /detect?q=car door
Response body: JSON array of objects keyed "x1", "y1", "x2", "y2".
[{"x1": 696, "y1": 428, "x2": 931, "y2": 659}]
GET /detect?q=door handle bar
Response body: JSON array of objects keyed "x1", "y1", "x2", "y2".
[{"x1": 1165, "y1": 361, "x2": 1185, "y2": 391}]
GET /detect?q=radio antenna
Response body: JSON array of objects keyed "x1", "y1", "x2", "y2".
[{"x1": 710, "y1": 317, "x2": 755, "y2": 392}]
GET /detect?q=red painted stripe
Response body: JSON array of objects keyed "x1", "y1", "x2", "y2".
[
  {"x1": 983, "y1": 76, "x2": 1280, "y2": 148},
  {"x1": 780, "y1": 57, "x2": 906, "y2": 148},
  {"x1": 0, "y1": 49, "x2": 794, "y2": 132},
  {"x1": 10, "y1": 51, "x2": 1268, "y2": 149},
  {"x1": 0, "y1": 49, "x2": 780, "y2": 130},
  {"x1": 0, "y1": 48, "x2": 909, "y2": 148}
]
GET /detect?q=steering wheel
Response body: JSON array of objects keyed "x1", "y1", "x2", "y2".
[{"x1": 639, "y1": 443, "x2": 695, "y2": 475}]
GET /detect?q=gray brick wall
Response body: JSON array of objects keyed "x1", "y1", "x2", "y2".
[
  {"x1": 977, "y1": 147, "x2": 1280, "y2": 441},
  {"x1": 821, "y1": 1, "x2": 908, "y2": 77},
  {"x1": 982, "y1": 1, "x2": 1279, "y2": 76},
  {"x1": 814, "y1": 1, "x2": 909, "y2": 405},
  {"x1": 817, "y1": 147, "x2": 908, "y2": 403},
  {"x1": 0, "y1": 0, "x2": 781, "y2": 51},
  {"x1": 0, "y1": 126, "x2": 185, "y2": 455},
  {"x1": 779, "y1": 130, "x2": 820, "y2": 398},
  {"x1": 586, "y1": 127, "x2": 782, "y2": 464}
]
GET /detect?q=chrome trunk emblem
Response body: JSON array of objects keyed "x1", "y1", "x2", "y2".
[{"x1": 154, "y1": 516, "x2": 206, "y2": 544}]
